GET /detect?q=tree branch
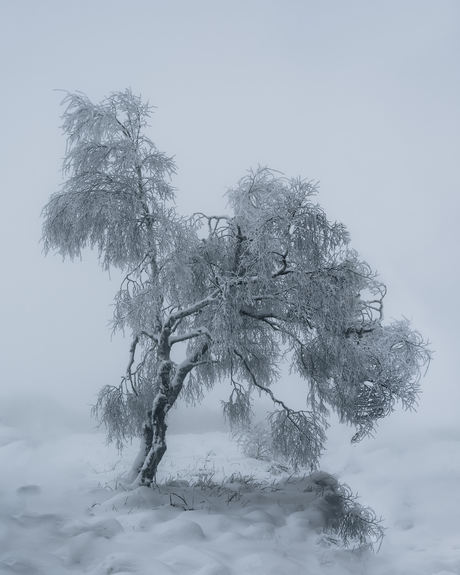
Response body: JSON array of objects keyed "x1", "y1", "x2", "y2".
[
  {"x1": 171, "y1": 342, "x2": 210, "y2": 392},
  {"x1": 124, "y1": 335, "x2": 140, "y2": 395},
  {"x1": 165, "y1": 290, "x2": 220, "y2": 326},
  {"x1": 233, "y1": 350, "x2": 296, "y2": 414},
  {"x1": 169, "y1": 327, "x2": 212, "y2": 346}
]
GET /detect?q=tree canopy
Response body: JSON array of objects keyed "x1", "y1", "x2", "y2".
[{"x1": 42, "y1": 90, "x2": 431, "y2": 485}]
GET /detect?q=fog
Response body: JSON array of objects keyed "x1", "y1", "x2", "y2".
[{"x1": 0, "y1": 1, "x2": 458, "y2": 438}]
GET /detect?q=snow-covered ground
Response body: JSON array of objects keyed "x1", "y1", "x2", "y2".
[{"x1": 1, "y1": 394, "x2": 459, "y2": 575}]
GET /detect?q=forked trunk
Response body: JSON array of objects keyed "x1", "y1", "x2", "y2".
[{"x1": 125, "y1": 342, "x2": 209, "y2": 487}]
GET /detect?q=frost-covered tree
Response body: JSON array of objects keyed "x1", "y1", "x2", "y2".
[{"x1": 42, "y1": 90, "x2": 431, "y2": 486}]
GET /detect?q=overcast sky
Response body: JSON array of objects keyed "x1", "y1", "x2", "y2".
[{"x1": 0, "y1": 1, "x2": 458, "y2": 435}]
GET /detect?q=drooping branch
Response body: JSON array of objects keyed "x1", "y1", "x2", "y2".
[
  {"x1": 233, "y1": 349, "x2": 326, "y2": 469},
  {"x1": 233, "y1": 350, "x2": 293, "y2": 413},
  {"x1": 222, "y1": 363, "x2": 254, "y2": 430}
]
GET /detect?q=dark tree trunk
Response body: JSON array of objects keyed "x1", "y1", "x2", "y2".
[
  {"x1": 139, "y1": 396, "x2": 169, "y2": 486},
  {"x1": 127, "y1": 341, "x2": 209, "y2": 487}
]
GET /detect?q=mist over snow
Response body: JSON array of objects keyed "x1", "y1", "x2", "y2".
[
  {"x1": 1, "y1": 398, "x2": 460, "y2": 574},
  {"x1": 1, "y1": 1, "x2": 459, "y2": 573}
]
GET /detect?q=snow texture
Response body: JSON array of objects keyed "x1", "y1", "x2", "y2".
[{"x1": 0, "y1": 397, "x2": 459, "y2": 575}]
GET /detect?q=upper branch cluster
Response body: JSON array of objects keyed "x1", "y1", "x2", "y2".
[{"x1": 42, "y1": 90, "x2": 176, "y2": 270}]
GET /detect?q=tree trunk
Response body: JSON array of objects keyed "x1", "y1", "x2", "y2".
[
  {"x1": 126, "y1": 341, "x2": 209, "y2": 487},
  {"x1": 127, "y1": 394, "x2": 169, "y2": 487},
  {"x1": 139, "y1": 396, "x2": 169, "y2": 486}
]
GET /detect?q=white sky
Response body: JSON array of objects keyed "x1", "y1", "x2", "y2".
[{"x1": 0, "y1": 0, "x2": 458, "y2": 433}]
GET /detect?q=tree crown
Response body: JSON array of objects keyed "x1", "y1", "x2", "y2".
[{"x1": 42, "y1": 91, "x2": 431, "y2": 470}]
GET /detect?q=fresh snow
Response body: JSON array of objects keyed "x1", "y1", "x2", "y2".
[{"x1": 1, "y1": 395, "x2": 459, "y2": 575}]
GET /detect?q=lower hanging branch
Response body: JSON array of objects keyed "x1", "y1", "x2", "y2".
[
  {"x1": 233, "y1": 349, "x2": 326, "y2": 470},
  {"x1": 269, "y1": 408, "x2": 326, "y2": 470}
]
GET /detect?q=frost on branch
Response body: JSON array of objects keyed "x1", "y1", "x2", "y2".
[
  {"x1": 313, "y1": 472, "x2": 385, "y2": 551},
  {"x1": 237, "y1": 422, "x2": 275, "y2": 461},
  {"x1": 269, "y1": 409, "x2": 327, "y2": 471},
  {"x1": 42, "y1": 90, "x2": 176, "y2": 270},
  {"x1": 42, "y1": 91, "x2": 431, "y2": 485}
]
